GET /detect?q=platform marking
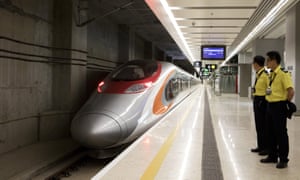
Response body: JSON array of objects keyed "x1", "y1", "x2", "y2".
[
  {"x1": 201, "y1": 89, "x2": 223, "y2": 180},
  {"x1": 91, "y1": 87, "x2": 202, "y2": 180},
  {"x1": 140, "y1": 90, "x2": 199, "y2": 179}
]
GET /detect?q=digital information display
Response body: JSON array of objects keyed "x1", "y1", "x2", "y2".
[{"x1": 201, "y1": 46, "x2": 226, "y2": 60}]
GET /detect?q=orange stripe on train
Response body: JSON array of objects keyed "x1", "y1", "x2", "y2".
[{"x1": 152, "y1": 70, "x2": 175, "y2": 115}]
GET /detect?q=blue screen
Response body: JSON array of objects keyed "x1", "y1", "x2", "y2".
[{"x1": 201, "y1": 46, "x2": 225, "y2": 60}]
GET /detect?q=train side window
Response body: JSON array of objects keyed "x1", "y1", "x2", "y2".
[{"x1": 165, "y1": 79, "x2": 179, "y2": 101}]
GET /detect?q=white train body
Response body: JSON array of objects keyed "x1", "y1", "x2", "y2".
[{"x1": 71, "y1": 60, "x2": 200, "y2": 153}]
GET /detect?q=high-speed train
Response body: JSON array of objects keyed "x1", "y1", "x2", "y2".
[{"x1": 71, "y1": 59, "x2": 200, "y2": 157}]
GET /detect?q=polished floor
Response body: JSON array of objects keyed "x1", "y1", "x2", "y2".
[
  {"x1": 1, "y1": 84, "x2": 299, "y2": 180},
  {"x1": 93, "y1": 84, "x2": 300, "y2": 180},
  {"x1": 209, "y1": 89, "x2": 300, "y2": 180}
]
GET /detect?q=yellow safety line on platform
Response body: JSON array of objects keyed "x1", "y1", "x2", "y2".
[{"x1": 140, "y1": 95, "x2": 197, "y2": 180}]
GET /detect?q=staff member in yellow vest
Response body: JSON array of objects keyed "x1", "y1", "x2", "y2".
[
  {"x1": 260, "y1": 51, "x2": 294, "y2": 169},
  {"x1": 251, "y1": 55, "x2": 269, "y2": 156}
]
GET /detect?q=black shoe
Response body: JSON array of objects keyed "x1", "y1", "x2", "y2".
[
  {"x1": 258, "y1": 150, "x2": 268, "y2": 156},
  {"x1": 251, "y1": 147, "x2": 260, "y2": 153},
  {"x1": 260, "y1": 157, "x2": 277, "y2": 163},
  {"x1": 276, "y1": 162, "x2": 288, "y2": 169}
]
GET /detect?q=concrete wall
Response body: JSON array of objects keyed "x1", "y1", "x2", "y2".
[
  {"x1": 0, "y1": 0, "x2": 160, "y2": 154},
  {"x1": 134, "y1": 34, "x2": 146, "y2": 60},
  {"x1": 0, "y1": 0, "x2": 54, "y2": 153},
  {"x1": 87, "y1": 18, "x2": 119, "y2": 64},
  {"x1": 285, "y1": 3, "x2": 300, "y2": 113},
  {"x1": 86, "y1": 17, "x2": 120, "y2": 95},
  {"x1": 252, "y1": 39, "x2": 285, "y2": 65}
]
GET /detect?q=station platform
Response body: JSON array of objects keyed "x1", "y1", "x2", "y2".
[
  {"x1": 1, "y1": 85, "x2": 300, "y2": 180},
  {"x1": 93, "y1": 85, "x2": 300, "y2": 180}
]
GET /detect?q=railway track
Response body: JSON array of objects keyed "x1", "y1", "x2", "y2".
[{"x1": 32, "y1": 152, "x2": 114, "y2": 180}]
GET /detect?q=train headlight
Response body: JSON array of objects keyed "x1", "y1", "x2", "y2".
[
  {"x1": 125, "y1": 82, "x2": 152, "y2": 93},
  {"x1": 97, "y1": 81, "x2": 106, "y2": 93}
]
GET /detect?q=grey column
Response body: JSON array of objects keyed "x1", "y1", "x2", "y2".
[
  {"x1": 155, "y1": 47, "x2": 165, "y2": 61},
  {"x1": 252, "y1": 38, "x2": 285, "y2": 85},
  {"x1": 52, "y1": 0, "x2": 87, "y2": 112},
  {"x1": 129, "y1": 28, "x2": 136, "y2": 60},
  {"x1": 144, "y1": 40, "x2": 154, "y2": 60},
  {"x1": 134, "y1": 35, "x2": 145, "y2": 59},
  {"x1": 118, "y1": 24, "x2": 130, "y2": 63},
  {"x1": 239, "y1": 64, "x2": 252, "y2": 97},
  {"x1": 285, "y1": 2, "x2": 300, "y2": 114},
  {"x1": 238, "y1": 53, "x2": 252, "y2": 97},
  {"x1": 251, "y1": 39, "x2": 284, "y2": 96},
  {"x1": 166, "y1": 56, "x2": 173, "y2": 63},
  {"x1": 252, "y1": 39, "x2": 284, "y2": 65}
]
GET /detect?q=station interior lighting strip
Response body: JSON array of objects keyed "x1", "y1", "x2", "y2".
[
  {"x1": 159, "y1": 0, "x2": 196, "y2": 62},
  {"x1": 157, "y1": 0, "x2": 290, "y2": 64}
]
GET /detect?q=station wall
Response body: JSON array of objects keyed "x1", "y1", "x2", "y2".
[
  {"x1": 0, "y1": 0, "x2": 159, "y2": 154},
  {"x1": 0, "y1": 0, "x2": 54, "y2": 154}
]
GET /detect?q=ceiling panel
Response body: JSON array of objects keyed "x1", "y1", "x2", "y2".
[
  {"x1": 167, "y1": 0, "x2": 262, "y2": 7},
  {"x1": 167, "y1": 0, "x2": 262, "y2": 61},
  {"x1": 184, "y1": 34, "x2": 238, "y2": 38},
  {"x1": 173, "y1": 9, "x2": 256, "y2": 18},
  {"x1": 187, "y1": 39, "x2": 235, "y2": 43},
  {"x1": 181, "y1": 28, "x2": 242, "y2": 33},
  {"x1": 177, "y1": 20, "x2": 248, "y2": 27},
  {"x1": 146, "y1": 0, "x2": 300, "y2": 63}
]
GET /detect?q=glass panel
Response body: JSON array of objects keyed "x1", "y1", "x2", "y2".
[{"x1": 111, "y1": 60, "x2": 158, "y2": 81}]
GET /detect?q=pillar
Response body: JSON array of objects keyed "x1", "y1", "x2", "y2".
[
  {"x1": 118, "y1": 24, "x2": 130, "y2": 63},
  {"x1": 285, "y1": 2, "x2": 300, "y2": 114},
  {"x1": 155, "y1": 47, "x2": 165, "y2": 61},
  {"x1": 238, "y1": 52, "x2": 252, "y2": 97},
  {"x1": 144, "y1": 40, "x2": 154, "y2": 60},
  {"x1": 52, "y1": 0, "x2": 87, "y2": 112},
  {"x1": 252, "y1": 39, "x2": 285, "y2": 65},
  {"x1": 251, "y1": 39, "x2": 284, "y2": 97}
]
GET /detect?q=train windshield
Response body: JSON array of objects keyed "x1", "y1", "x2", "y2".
[{"x1": 111, "y1": 60, "x2": 158, "y2": 81}]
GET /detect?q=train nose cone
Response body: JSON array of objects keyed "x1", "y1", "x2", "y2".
[{"x1": 71, "y1": 113, "x2": 122, "y2": 148}]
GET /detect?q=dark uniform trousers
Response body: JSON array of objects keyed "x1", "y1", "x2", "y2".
[
  {"x1": 266, "y1": 101, "x2": 289, "y2": 162},
  {"x1": 253, "y1": 96, "x2": 268, "y2": 150}
]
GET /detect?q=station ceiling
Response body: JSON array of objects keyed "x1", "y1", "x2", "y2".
[{"x1": 87, "y1": 0, "x2": 298, "y2": 63}]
